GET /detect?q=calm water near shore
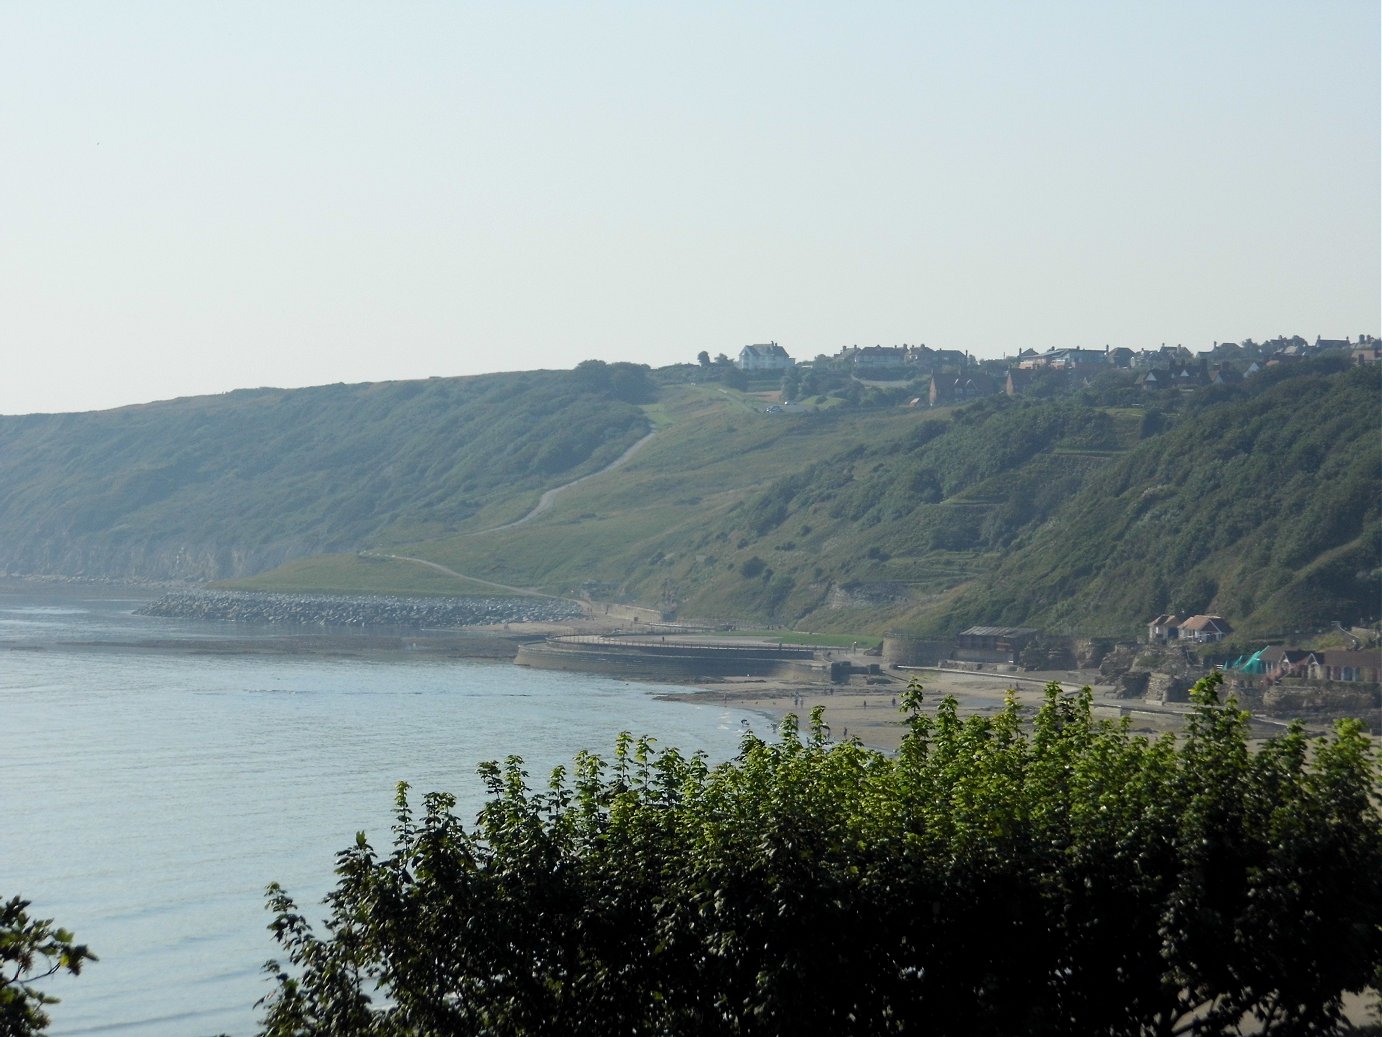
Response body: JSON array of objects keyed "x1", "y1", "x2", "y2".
[{"x1": 0, "y1": 586, "x2": 760, "y2": 1036}]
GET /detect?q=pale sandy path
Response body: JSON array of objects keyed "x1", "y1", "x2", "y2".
[
  {"x1": 484, "y1": 428, "x2": 656, "y2": 532},
  {"x1": 363, "y1": 429, "x2": 655, "y2": 597},
  {"x1": 358, "y1": 552, "x2": 565, "y2": 600}
]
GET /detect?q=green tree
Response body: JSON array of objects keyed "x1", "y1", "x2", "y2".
[
  {"x1": 0, "y1": 897, "x2": 95, "y2": 1037},
  {"x1": 780, "y1": 365, "x2": 801, "y2": 402},
  {"x1": 258, "y1": 675, "x2": 1382, "y2": 1036}
]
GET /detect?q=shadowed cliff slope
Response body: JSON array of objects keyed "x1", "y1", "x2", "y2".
[{"x1": 0, "y1": 366, "x2": 651, "y2": 580}]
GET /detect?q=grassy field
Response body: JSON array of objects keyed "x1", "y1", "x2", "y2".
[
  {"x1": 237, "y1": 383, "x2": 938, "y2": 631},
  {"x1": 216, "y1": 383, "x2": 1150, "y2": 635},
  {"x1": 223, "y1": 362, "x2": 1382, "y2": 641},
  {"x1": 226, "y1": 382, "x2": 1024, "y2": 634},
  {"x1": 223, "y1": 552, "x2": 516, "y2": 597}
]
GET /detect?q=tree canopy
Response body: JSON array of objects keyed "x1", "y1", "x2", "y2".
[
  {"x1": 0, "y1": 897, "x2": 95, "y2": 1037},
  {"x1": 258, "y1": 674, "x2": 1382, "y2": 1036}
]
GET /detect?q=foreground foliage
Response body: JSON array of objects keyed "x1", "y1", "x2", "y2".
[
  {"x1": 260, "y1": 674, "x2": 1382, "y2": 1036},
  {"x1": 0, "y1": 897, "x2": 95, "y2": 1037}
]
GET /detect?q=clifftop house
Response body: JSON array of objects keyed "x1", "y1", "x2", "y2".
[
  {"x1": 737, "y1": 342, "x2": 794, "y2": 371},
  {"x1": 1014, "y1": 346, "x2": 1109, "y2": 371}
]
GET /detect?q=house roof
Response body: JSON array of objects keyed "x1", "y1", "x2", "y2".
[
  {"x1": 1258, "y1": 647, "x2": 1312, "y2": 665},
  {"x1": 1179, "y1": 614, "x2": 1232, "y2": 634},
  {"x1": 856, "y1": 345, "x2": 907, "y2": 359},
  {"x1": 958, "y1": 373, "x2": 997, "y2": 393},
  {"x1": 740, "y1": 343, "x2": 791, "y2": 359},
  {"x1": 1308, "y1": 649, "x2": 1381, "y2": 667},
  {"x1": 958, "y1": 626, "x2": 1040, "y2": 638}
]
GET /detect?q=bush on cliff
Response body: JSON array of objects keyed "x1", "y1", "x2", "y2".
[{"x1": 258, "y1": 674, "x2": 1382, "y2": 1036}]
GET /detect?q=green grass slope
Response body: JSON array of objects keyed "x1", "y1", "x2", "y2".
[
  {"x1": 317, "y1": 385, "x2": 931, "y2": 605},
  {"x1": 366, "y1": 359, "x2": 1376, "y2": 642},
  {"x1": 607, "y1": 393, "x2": 1146, "y2": 630},
  {"x1": 0, "y1": 365, "x2": 651, "y2": 581},
  {"x1": 933, "y1": 360, "x2": 1381, "y2": 637},
  {"x1": 300, "y1": 384, "x2": 1145, "y2": 632},
  {"x1": 4, "y1": 356, "x2": 1372, "y2": 644}
]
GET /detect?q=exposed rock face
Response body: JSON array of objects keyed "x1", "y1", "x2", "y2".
[
  {"x1": 1146, "y1": 673, "x2": 1190, "y2": 703},
  {"x1": 1262, "y1": 683, "x2": 1379, "y2": 717},
  {"x1": 1099, "y1": 643, "x2": 1140, "y2": 680},
  {"x1": 1074, "y1": 638, "x2": 1117, "y2": 669},
  {"x1": 1113, "y1": 670, "x2": 1150, "y2": 700}
]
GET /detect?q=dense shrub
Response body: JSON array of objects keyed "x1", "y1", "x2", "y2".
[{"x1": 259, "y1": 674, "x2": 1382, "y2": 1036}]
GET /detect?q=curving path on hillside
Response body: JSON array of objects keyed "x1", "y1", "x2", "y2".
[
  {"x1": 483, "y1": 428, "x2": 656, "y2": 533},
  {"x1": 358, "y1": 552, "x2": 567, "y2": 600},
  {"x1": 365, "y1": 428, "x2": 656, "y2": 598}
]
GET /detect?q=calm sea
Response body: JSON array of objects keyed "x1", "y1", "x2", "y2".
[{"x1": 0, "y1": 586, "x2": 760, "y2": 1036}]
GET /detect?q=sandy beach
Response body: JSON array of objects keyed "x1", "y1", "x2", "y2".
[
  {"x1": 655, "y1": 666, "x2": 1304, "y2": 752},
  {"x1": 656, "y1": 668, "x2": 1114, "y2": 753}
]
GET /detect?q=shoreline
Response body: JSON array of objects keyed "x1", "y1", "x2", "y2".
[
  {"x1": 0, "y1": 581, "x2": 1340, "y2": 748},
  {"x1": 648, "y1": 665, "x2": 1317, "y2": 751},
  {"x1": 651, "y1": 669, "x2": 1143, "y2": 753}
]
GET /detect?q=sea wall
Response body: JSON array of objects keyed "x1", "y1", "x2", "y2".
[{"x1": 515, "y1": 637, "x2": 821, "y2": 681}]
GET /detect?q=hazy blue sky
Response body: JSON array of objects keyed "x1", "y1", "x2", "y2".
[{"x1": 3, "y1": 2, "x2": 1377, "y2": 414}]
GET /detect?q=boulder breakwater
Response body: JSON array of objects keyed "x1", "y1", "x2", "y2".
[{"x1": 136, "y1": 590, "x2": 584, "y2": 629}]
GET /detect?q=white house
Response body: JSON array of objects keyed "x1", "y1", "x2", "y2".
[
  {"x1": 737, "y1": 342, "x2": 794, "y2": 371},
  {"x1": 1177, "y1": 614, "x2": 1233, "y2": 643},
  {"x1": 853, "y1": 345, "x2": 910, "y2": 370}
]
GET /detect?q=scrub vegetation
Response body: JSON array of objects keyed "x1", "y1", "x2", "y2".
[
  {"x1": 0, "y1": 357, "x2": 1375, "y2": 639},
  {"x1": 255, "y1": 674, "x2": 1382, "y2": 1036},
  {"x1": 0, "y1": 897, "x2": 95, "y2": 1037}
]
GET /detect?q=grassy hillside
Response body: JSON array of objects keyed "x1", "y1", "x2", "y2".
[
  {"x1": 936, "y1": 360, "x2": 1381, "y2": 637},
  {"x1": 606, "y1": 393, "x2": 1148, "y2": 630},
  {"x1": 4, "y1": 356, "x2": 1374, "y2": 642},
  {"x1": 343, "y1": 359, "x2": 1376, "y2": 641},
  {"x1": 0, "y1": 364, "x2": 652, "y2": 581},
  {"x1": 257, "y1": 384, "x2": 1150, "y2": 631},
  {"x1": 244, "y1": 384, "x2": 935, "y2": 605}
]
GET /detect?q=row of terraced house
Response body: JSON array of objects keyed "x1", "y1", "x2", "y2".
[
  {"x1": 1226, "y1": 646, "x2": 1381, "y2": 686},
  {"x1": 735, "y1": 334, "x2": 1378, "y2": 406}
]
